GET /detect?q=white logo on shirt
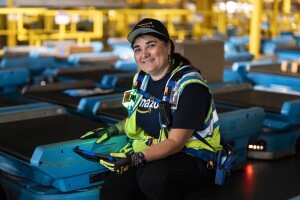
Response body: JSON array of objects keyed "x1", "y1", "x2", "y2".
[{"x1": 139, "y1": 99, "x2": 159, "y2": 109}]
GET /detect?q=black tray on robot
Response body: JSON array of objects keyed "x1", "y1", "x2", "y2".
[
  {"x1": 57, "y1": 68, "x2": 128, "y2": 82},
  {"x1": 0, "y1": 97, "x2": 25, "y2": 108},
  {"x1": 213, "y1": 89, "x2": 300, "y2": 113},
  {"x1": 249, "y1": 64, "x2": 300, "y2": 77},
  {"x1": 97, "y1": 106, "x2": 128, "y2": 120},
  {"x1": 23, "y1": 85, "x2": 121, "y2": 109},
  {"x1": 276, "y1": 46, "x2": 300, "y2": 52},
  {"x1": 0, "y1": 114, "x2": 106, "y2": 163}
]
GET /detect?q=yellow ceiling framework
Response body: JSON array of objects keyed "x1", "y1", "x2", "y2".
[{"x1": 0, "y1": 0, "x2": 299, "y2": 56}]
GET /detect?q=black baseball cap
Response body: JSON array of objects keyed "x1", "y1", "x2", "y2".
[{"x1": 127, "y1": 18, "x2": 170, "y2": 44}]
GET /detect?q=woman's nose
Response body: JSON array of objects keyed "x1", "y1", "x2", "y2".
[{"x1": 141, "y1": 49, "x2": 149, "y2": 58}]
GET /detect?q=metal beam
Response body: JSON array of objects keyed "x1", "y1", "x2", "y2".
[{"x1": 249, "y1": 0, "x2": 263, "y2": 58}]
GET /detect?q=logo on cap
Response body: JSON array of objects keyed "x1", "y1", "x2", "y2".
[{"x1": 137, "y1": 22, "x2": 154, "y2": 28}]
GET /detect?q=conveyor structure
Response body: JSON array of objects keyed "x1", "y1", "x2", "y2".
[
  {"x1": 43, "y1": 66, "x2": 135, "y2": 91},
  {"x1": 0, "y1": 97, "x2": 25, "y2": 109},
  {"x1": 100, "y1": 72, "x2": 135, "y2": 91},
  {"x1": 22, "y1": 62, "x2": 137, "y2": 120},
  {"x1": 213, "y1": 86, "x2": 300, "y2": 159},
  {"x1": 0, "y1": 67, "x2": 29, "y2": 96},
  {"x1": 275, "y1": 46, "x2": 300, "y2": 60},
  {"x1": 223, "y1": 37, "x2": 254, "y2": 68},
  {"x1": 22, "y1": 80, "x2": 125, "y2": 119},
  {"x1": 1, "y1": 44, "x2": 129, "y2": 86},
  {"x1": 0, "y1": 102, "x2": 128, "y2": 199},
  {"x1": 0, "y1": 54, "x2": 58, "y2": 76},
  {"x1": 66, "y1": 52, "x2": 119, "y2": 67},
  {"x1": 261, "y1": 35, "x2": 296, "y2": 55},
  {"x1": 225, "y1": 60, "x2": 300, "y2": 91}
]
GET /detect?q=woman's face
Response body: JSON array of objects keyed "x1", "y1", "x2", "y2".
[{"x1": 132, "y1": 35, "x2": 171, "y2": 80}]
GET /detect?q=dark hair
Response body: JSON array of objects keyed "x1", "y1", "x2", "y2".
[{"x1": 172, "y1": 53, "x2": 191, "y2": 67}]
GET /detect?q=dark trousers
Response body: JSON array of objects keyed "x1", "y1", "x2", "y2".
[{"x1": 100, "y1": 152, "x2": 215, "y2": 200}]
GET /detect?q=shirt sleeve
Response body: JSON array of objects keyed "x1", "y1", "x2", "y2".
[{"x1": 171, "y1": 83, "x2": 211, "y2": 130}]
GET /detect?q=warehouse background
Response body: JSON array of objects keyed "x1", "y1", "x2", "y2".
[{"x1": 0, "y1": 1, "x2": 300, "y2": 200}]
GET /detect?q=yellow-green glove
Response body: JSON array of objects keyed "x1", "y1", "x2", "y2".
[
  {"x1": 80, "y1": 126, "x2": 119, "y2": 144},
  {"x1": 99, "y1": 152, "x2": 146, "y2": 174}
]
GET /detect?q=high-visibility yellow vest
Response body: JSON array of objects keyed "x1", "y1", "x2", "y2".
[{"x1": 124, "y1": 65, "x2": 223, "y2": 153}]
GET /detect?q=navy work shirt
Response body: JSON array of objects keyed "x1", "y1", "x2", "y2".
[{"x1": 136, "y1": 71, "x2": 211, "y2": 139}]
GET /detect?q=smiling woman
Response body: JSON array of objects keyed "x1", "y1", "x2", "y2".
[{"x1": 82, "y1": 18, "x2": 226, "y2": 200}]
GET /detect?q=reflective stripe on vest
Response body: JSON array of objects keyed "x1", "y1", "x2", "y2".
[{"x1": 126, "y1": 73, "x2": 150, "y2": 117}]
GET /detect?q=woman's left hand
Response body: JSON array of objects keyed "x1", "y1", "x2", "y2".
[{"x1": 100, "y1": 152, "x2": 145, "y2": 174}]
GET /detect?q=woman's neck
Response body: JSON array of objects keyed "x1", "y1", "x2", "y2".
[{"x1": 150, "y1": 64, "x2": 171, "y2": 81}]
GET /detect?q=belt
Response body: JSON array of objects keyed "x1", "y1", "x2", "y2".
[{"x1": 184, "y1": 148, "x2": 216, "y2": 169}]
